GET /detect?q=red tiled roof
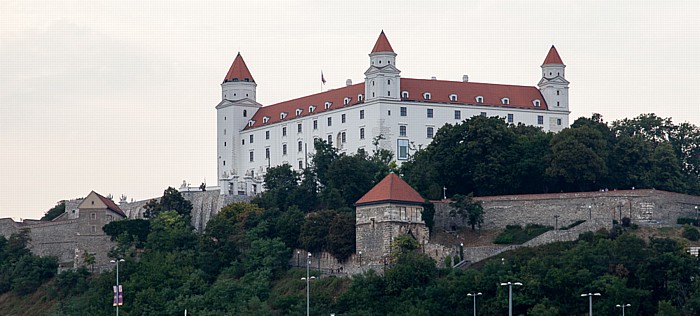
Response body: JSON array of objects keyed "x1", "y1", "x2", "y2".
[
  {"x1": 223, "y1": 53, "x2": 255, "y2": 83},
  {"x1": 371, "y1": 31, "x2": 394, "y2": 53},
  {"x1": 356, "y1": 173, "x2": 424, "y2": 205},
  {"x1": 542, "y1": 45, "x2": 564, "y2": 65},
  {"x1": 244, "y1": 78, "x2": 547, "y2": 129},
  {"x1": 95, "y1": 192, "x2": 126, "y2": 218},
  {"x1": 245, "y1": 83, "x2": 365, "y2": 129},
  {"x1": 400, "y1": 78, "x2": 548, "y2": 110}
]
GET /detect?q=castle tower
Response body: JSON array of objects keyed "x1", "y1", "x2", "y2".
[
  {"x1": 364, "y1": 31, "x2": 401, "y2": 101},
  {"x1": 355, "y1": 173, "x2": 428, "y2": 265},
  {"x1": 217, "y1": 53, "x2": 262, "y2": 194},
  {"x1": 538, "y1": 46, "x2": 569, "y2": 112}
]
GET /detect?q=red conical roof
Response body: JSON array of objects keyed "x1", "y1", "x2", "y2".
[
  {"x1": 356, "y1": 173, "x2": 424, "y2": 205},
  {"x1": 224, "y1": 52, "x2": 255, "y2": 83},
  {"x1": 542, "y1": 45, "x2": 564, "y2": 65},
  {"x1": 371, "y1": 31, "x2": 394, "y2": 53}
]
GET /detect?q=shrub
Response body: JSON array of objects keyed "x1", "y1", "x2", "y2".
[
  {"x1": 683, "y1": 226, "x2": 700, "y2": 241},
  {"x1": 621, "y1": 217, "x2": 631, "y2": 227},
  {"x1": 677, "y1": 218, "x2": 698, "y2": 226},
  {"x1": 494, "y1": 224, "x2": 552, "y2": 244}
]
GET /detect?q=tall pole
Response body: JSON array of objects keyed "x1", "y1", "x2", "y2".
[
  {"x1": 500, "y1": 282, "x2": 522, "y2": 316},
  {"x1": 111, "y1": 259, "x2": 124, "y2": 316},
  {"x1": 616, "y1": 303, "x2": 630, "y2": 316},
  {"x1": 581, "y1": 293, "x2": 601, "y2": 316},
  {"x1": 467, "y1": 292, "x2": 482, "y2": 316},
  {"x1": 116, "y1": 260, "x2": 119, "y2": 316},
  {"x1": 306, "y1": 252, "x2": 311, "y2": 316}
]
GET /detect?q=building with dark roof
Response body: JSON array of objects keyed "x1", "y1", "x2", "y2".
[{"x1": 216, "y1": 31, "x2": 570, "y2": 196}]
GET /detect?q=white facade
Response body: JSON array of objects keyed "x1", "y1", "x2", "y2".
[{"x1": 217, "y1": 33, "x2": 570, "y2": 196}]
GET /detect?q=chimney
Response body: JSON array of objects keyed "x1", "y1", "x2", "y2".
[
  {"x1": 462, "y1": 75, "x2": 469, "y2": 82},
  {"x1": 346, "y1": 79, "x2": 352, "y2": 86},
  {"x1": 431, "y1": 76, "x2": 437, "y2": 80}
]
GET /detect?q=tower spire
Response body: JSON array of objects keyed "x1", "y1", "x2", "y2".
[
  {"x1": 542, "y1": 45, "x2": 564, "y2": 65},
  {"x1": 223, "y1": 52, "x2": 255, "y2": 83},
  {"x1": 371, "y1": 30, "x2": 394, "y2": 53}
]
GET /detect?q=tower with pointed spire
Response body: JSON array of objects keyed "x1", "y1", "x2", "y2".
[
  {"x1": 365, "y1": 31, "x2": 401, "y2": 101},
  {"x1": 538, "y1": 46, "x2": 570, "y2": 124},
  {"x1": 217, "y1": 53, "x2": 262, "y2": 195}
]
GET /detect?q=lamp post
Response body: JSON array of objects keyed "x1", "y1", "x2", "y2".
[
  {"x1": 358, "y1": 251, "x2": 362, "y2": 266},
  {"x1": 500, "y1": 282, "x2": 522, "y2": 316},
  {"x1": 695, "y1": 206, "x2": 698, "y2": 226},
  {"x1": 110, "y1": 259, "x2": 125, "y2": 316},
  {"x1": 554, "y1": 215, "x2": 559, "y2": 230},
  {"x1": 301, "y1": 252, "x2": 315, "y2": 316},
  {"x1": 616, "y1": 303, "x2": 631, "y2": 316},
  {"x1": 297, "y1": 250, "x2": 300, "y2": 267},
  {"x1": 580, "y1": 292, "x2": 601, "y2": 316},
  {"x1": 466, "y1": 292, "x2": 482, "y2": 316},
  {"x1": 588, "y1": 205, "x2": 592, "y2": 220},
  {"x1": 460, "y1": 243, "x2": 464, "y2": 261}
]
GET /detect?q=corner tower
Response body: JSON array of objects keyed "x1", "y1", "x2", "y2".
[
  {"x1": 355, "y1": 173, "x2": 428, "y2": 265},
  {"x1": 538, "y1": 46, "x2": 569, "y2": 112},
  {"x1": 217, "y1": 53, "x2": 262, "y2": 195},
  {"x1": 364, "y1": 31, "x2": 401, "y2": 101}
]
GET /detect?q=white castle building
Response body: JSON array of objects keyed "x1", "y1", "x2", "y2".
[{"x1": 216, "y1": 31, "x2": 570, "y2": 196}]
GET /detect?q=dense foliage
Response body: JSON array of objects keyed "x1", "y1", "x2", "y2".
[
  {"x1": 401, "y1": 114, "x2": 700, "y2": 199},
  {"x1": 0, "y1": 231, "x2": 57, "y2": 296},
  {"x1": 40, "y1": 201, "x2": 66, "y2": 221}
]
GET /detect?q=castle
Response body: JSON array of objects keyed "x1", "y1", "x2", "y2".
[{"x1": 216, "y1": 31, "x2": 571, "y2": 196}]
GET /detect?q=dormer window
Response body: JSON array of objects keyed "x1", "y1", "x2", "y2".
[
  {"x1": 324, "y1": 102, "x2": 332, "y2": 109},
  {"x1": 262, "y1": 116, "x2": 270, "y2": 124},
  {"x1": 309, "y1": 105, "x2": 316, "y2": 113},
  {"x1": 423, "y1": 92, "x2": 431, "y2": 100},
  {"x1": 501, "y1": 98, "x2": 509, "y2": 105},
  {"x1": 280, "y1": 112, "x2": 288, "y2": 120},
  {"x1": 449, "y1": 94, "x2": 458, "y2": 102},
  {"x1": 401, "y1": 91, "x2": 409, "y2": 98},
  {"x1": 343, "y1": 97, "x2": 351, "y2": 105},
  {"x1": 247, "y1": 120, "x2": 255, "y2": 127},
  {"x1": 296, "y1": 108, "x2": 303, "y2": 116},
  {"x1": 475, "y1": 96, "x2": 484, "y2": 103},
  {"x1": 533, "y1": 100, "x2": 541, "y2": 107},
  {"x1": 358, "y1": 94, "x2": 364, "y2": 102}
]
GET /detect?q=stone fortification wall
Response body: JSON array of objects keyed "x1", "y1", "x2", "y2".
[
  {"x1": 0, "y1": 218, "x2": 20, "y2": 239},
  {"x1": 433, "y1": 189, "x2": 700, "y2": 232},
  {"x1": 118, "y1": 189, "x2": 250, "y2": 232}
]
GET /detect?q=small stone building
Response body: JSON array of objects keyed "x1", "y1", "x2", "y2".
[{"x1": 355, "y1": 173, "x2": 429, "y2": 265}]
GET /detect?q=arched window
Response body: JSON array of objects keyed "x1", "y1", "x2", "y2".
[
  {"x1": 501, "y1": 98, "x2": 510, "y2": 105},
  {"x1": 358, "y1": 94, "x2": 364, "y2": 102},
  {"x1": 296, "y1": 108, "x2": 303, "y2": 116},
  {"x1": 401, "y1": 91, "x2": 409, "y2": 98},
  {"x1": 423, "y1": 92, "x2": 431, "y2": 100},
  {"x1": 449, "y1": 94, "x2": 458, "y2": 102},
  {"x1": 475, "y1": 96, "x2": 484, "y2": 103},
  {"x1": 325, "y1": 102, "x2": 332, "y2": 109},
  {"x1": 309, "y1": 105, "x2": 316, "y2": 113},
  {"x1": 533, "y1": 100, "x2": 541, "y2": 107},
  {"x1": 344, "y1": 97, "x2": 351, "y2": 105}
]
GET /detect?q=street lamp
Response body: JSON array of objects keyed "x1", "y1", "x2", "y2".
[
  {"x1": 500, "y1": 282, "x2": 522, "y2": 316},
  {"x1": 588, "y1": 205, "x2": 592, "y2": 220},
  {"x1": 301, "y1": 252, "x2": 315, "y2": 316},
  {"x1": 695, "y1": 206, "x2": 698, "y2": 226},
  {"x1": 554, "y1": 215, "x2": 560, "y2": 230},
  {"x1": 616, "y1": 303, "x2": 631, "y2": 316},
  {"x1": 466, "y1": 292, "x2": 482, "y2": 316},
  {"x1": 580, "y1": 292, "x2": 601, "y2": 316},
  {"x1": 358, "y1": 251, "x2": 362, "y2": 266},
  {"x1": 110, "y1": 259, "x2": 125, "y2": 316},
  {"x1": 460, "y1": 243, "x2": 464, "y2": 261}
]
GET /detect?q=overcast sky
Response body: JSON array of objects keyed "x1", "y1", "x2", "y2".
[{"x1": 1, "y1": 1, "x2": 699, "y2": 220}]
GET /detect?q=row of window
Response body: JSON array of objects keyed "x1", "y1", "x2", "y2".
[{"x1": 243, "y1": 110, "x2": 366, "y2": 144}]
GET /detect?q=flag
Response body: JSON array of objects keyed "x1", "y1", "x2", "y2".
[
  {"x1": 113, "y1": 286, "x2": 118, "y2": 306},
  {"x1": 118, "y1": 284, "x2": 124, "y2": 306},
  {"x1": 321, "y1": 71, "x2": 326, "y2": 85}
]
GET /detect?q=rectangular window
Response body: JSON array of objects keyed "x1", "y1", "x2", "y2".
[
  {"x1": 360, "y1": 110, "x2": 365, "y2": 119},
  {"x1": 397, "y1": 139, "x2": 409, "y2": 160},
  {"x1": 557, "y1": 118, "x2": 562, "y2": 125},
  {"x1": 538, "y1": 115, "x2": 544, "y2": 125},
  {"x1": 427, "y1": 127, "x2": 434, "y2": 139},
  {"x1": 283, "y1": 144, "x2": 287, "y2": 155},
  {"x1": 313, "y1": 120, "x2": 318, "y2": 130},
  {"x1": 249, "y1": 151, "x2": 254, "y2": 162},
  {"x1": 341, "y1": 114, "x2": 346, "y2": 123},
  {"x1": 507, "y1": 113, "x2": 514, "y2": 123},
  {"x1": 342, "y1": 132, "x2": 346, "y2": 143},
  {"x1": 91, "y1": 213, "x2": 96, "y2": 220},
  {"x1": 327, "y1": 135, "x2": 332, "y2": 144},
  {"x1": 480, "y1": 112, "x2": 487, "y2": 117},
  {"x1": 427, "y1": 108, "x2": 433, "y2": 118},
  {"x1": 265, "y1": 148, "x2": 270, "y2": 159},
  {"x1": 454, "y1": 110, "x2": 461, "y2": 120},
  {"x1": 282, "y1": 127, "x2": 287, "y2": 137},
  {"x1": 298, "y1": 161, "x2": 303, "y2": 170},
  {"x1": 399, "y1": 125, "x2": 407, "y2": 137},
  {"x1": 297, "y1": 123, "x2": 302, "y2": 133},
  {"x1": 327, "y1": 117, "x2": 332, "y2": 126},
  {"x1": 265, "y1": 131, "x2": 270, "y2": 140},
  {"x1": 400, "y1": 107, "x2": 407, "y2": 116},
  {"x1": 91, "y1": 226, "x2": 96, "y2": 233},
  {"x1": 360, "y1": 128, "x2": 365, "y2": 139},
  {"x1": 250, "y1": 134, "x2": 254, "y2": 143},
  {"x1": 298, "y1": 141, "x2": 303, "y2": 152}
]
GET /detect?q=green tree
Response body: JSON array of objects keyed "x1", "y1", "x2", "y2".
[
  {"x1": 40, "y1": 200, "x2": 66, "y2": 221},
  {"x1": 327, "y1": 212, "x2": 356, "y2": 261},
  {"x1": 299, "y1": 210, "x2": 337, "y2": 253},
  {"x1": 547, "y1": 125, "x2": 610, "y2": 191},
  {"x1": 450, "y1": 193, "x2": 484, "y2": 230}
]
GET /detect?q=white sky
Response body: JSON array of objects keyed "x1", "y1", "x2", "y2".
[{"x1": 1, "y1": 1, "x2": 699, "y2": 220}]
